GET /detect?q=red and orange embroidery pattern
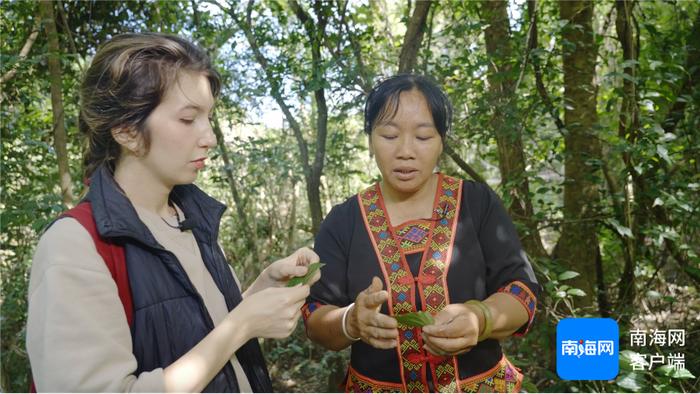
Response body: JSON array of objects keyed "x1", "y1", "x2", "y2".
[
  {"x1": 395, "y1": 221, "x2": 431, "y2": 254},
  {"x1": 301, "y1": 301, "x2": 321, "y2": 325},
  {"x1": 458, "y1": 356, "x2": 523, "y2": 393},
  {"x1": 498, "y1": 281, "x2": 537, "y2": 335},
  {"x1": 358, "y1": 174, "x2": 462, "y2": 393},
  {"x1": 346, "y1": 366, "x2": 404, "y2": 393},
  {"x1": 346, "y1": 356, "x2": 523, "y2": 393}
]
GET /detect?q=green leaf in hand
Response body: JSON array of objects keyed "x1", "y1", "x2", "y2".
[
  {"x1": 286, "y1": 262, "x2": 325, "y2": 287},
  {"x1": 394, "y1": 311, "x2": 434, "y2": 327}
]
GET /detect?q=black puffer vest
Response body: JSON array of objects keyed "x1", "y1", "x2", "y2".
[{"x1": 86, "y1": 166, "x2": 272, "y2": 392}]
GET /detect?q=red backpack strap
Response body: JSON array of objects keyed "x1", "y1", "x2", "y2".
[{"x1": 60, "y1": 202, "x2": 134, "y2": 326}]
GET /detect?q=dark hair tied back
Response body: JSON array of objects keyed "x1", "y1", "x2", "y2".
[{"x1": 363, "y1": 74, "x2": 453, "y2": 139}]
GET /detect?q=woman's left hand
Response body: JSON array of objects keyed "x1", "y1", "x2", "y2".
[
  {"x1": 263, "y1": 247, "x2": 321, "y2": 288},
  {"x1": 421, "y1": 303, "x2": 482, "y2": 356}
]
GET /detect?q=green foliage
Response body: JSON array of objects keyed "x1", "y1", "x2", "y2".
[
  {"x1": 263, "y1": 325, "x2": 350, "y2": 392},
  {"x1": 615, "y1": 350, "x2": 696, "y2": 393}
]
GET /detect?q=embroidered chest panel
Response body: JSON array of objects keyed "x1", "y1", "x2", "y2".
[
  {"x1": 394, "y1": 221, "x2": 431, "y2": 254},
  {"x1": 358, "y1": 174, "x2": 463, "y2": 392}
]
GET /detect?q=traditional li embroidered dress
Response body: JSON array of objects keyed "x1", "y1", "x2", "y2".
[{"x1": 303, "y1": 174, "x2": 539, "y2": 393}]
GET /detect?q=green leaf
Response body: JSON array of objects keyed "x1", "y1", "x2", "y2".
[
  {"x1": 655, "y1": 365, "x2": 695, "y2": 379},
  {"x1": 394, "y1": 311, "x2": 434, "y2": 327},
  {"x1": 286, "y1": 262, "x2": 325, "y2": 287},
  {"x1": 660, "y1": 133, "x2": 677, "y2": 142},
  {"x1": 558, "y1": 271, "x2": 580, "y2": 281},
  {"x1": 657, "y1": 145, "x2": 671, "y2": 164},
  {"x1": 620, "y1": 59, "x2": 640, "y2": 68},
  {"x1": 608, "y1": 218, "x2": 634, "y2": 238},
  {"x1": 567, "y1": 288, "x2": 586, "y2": 297},
  {"x1": 652, "y1": 383, "x2": 677, "y2": 393},
  {"x1": 616, "y1": 372, "x2": 645, "y2": 392}
]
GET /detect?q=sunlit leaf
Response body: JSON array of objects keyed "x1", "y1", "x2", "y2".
[
  {"x1": 608, "y1": 218, "x2": 634, "y2": 239},
  {"x1": 657, "y1": 145, "x2": 671, "y2": 164},
  {"x1": 567, "y1": 289, "x2": 586, "y2": 297},
  {"x1": 558, "y1": 271, "x2": 580, "y2": 281},
  {"x1": 616, "y1": 372, "x2": 645, "y2": 392},
  {"x1": 655, "y1": 365, "x2": 695, "y2": 379}
]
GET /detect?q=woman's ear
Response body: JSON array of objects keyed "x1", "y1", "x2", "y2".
[
  {"x1": 111, "y1": 126, "x2": 144, "y2": 156},
  {"x1": 367, "y1": 134, "x2": 374, "y2": 156}
]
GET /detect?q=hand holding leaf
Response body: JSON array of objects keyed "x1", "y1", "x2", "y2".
[
  {"x1": 286, "y1": 262, "x2": 325, "y2": 287},
  {"x1": 394, "y1": 311, "x2": 435, "y2": 327}
]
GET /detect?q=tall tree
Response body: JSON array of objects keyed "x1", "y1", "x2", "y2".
[
  {"x1": 289, "y1": 0, "x2": 329, "y2": 235},
  {"x1": 554, "y1": 0, "x2": 601, "y2": 307},
  {"x1": 230, "y1": 0, "x2": 329, "y2": 234},
  {"x1": 212, "y1": 117, "x2": 260, "y2": 264},
  {"x1": 479, "y1": 0, "x2": 547, "y2": 259},
  {"x1": 613, "y1": 0, "x2": 640, "y2": 319},
  {"x1": 398, "y1": 1, "x2": 433, "y2": 73},
  {"x1": 39, "y1": 0, "x2": 74, "y2": 206}
]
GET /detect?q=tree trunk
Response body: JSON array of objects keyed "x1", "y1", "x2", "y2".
[
  {"x1": 554, "y1": 0, "x2": 601, "y2": 308},
  {"x1": 289, "y1": 0, "x2": 329, "y2": 235},
  {"x1": 398, "y1": 0, "x2": 432, "y2": 73},
  {"x1": 39, "y1": 0, "x2": 74, "y2": 207},
  {"x1": 479, "y1": 0, "x2": 547, "y2": 260},
  {"x1": 286, "y1": 181, "x2": 298, "y2": 252},
  {"x1": 232, "y1": 0, "x2": 329, "y2": 235},
  {"x1": 443, "y1": 143, "x2": 485, "y2": 184},
  {"x1": 614, "y1": 0, "x2": 641, "y2": 321},
  {"x1": 212, "y1": 117, "x2": 259, "y2": 265}
]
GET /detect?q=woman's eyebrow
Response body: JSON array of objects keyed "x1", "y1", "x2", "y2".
[
  {"x1": 178, "y1": 103, "x2": 215, "y2": 114},
  {"x1": 178, "y1": 104, "x2": 204, "y2": 112},
  {"x1": 415, "y1": 122, "x2": 435, "y2": 128},
  {"x1": 377, "y1": 120, "x2": 399, "y2": 127}
]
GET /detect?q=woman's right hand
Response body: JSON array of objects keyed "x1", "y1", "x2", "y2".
[
  {"x1": 346, "y1": 276, "x2": 398, "y2": 349},
  {"x1": 235, "y1": 284, "x2": 310, "y2": 339}
]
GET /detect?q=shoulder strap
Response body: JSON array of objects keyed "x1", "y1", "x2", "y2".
[{"x1": 60, "y1": 202, "x2": 134, "y2": 326}]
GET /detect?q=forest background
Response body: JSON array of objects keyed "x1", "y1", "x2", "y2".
[{"x1": 1, "y1": 0, "x2": 699, "y2": 392}]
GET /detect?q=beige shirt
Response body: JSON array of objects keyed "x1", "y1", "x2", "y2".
[{"x1": 26, "y1": 206, "x2": 253, "y2": 392}]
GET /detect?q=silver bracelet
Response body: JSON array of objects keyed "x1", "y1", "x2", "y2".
[{"x1": 341, "y1": 302, "x2": 360, "y2": 341}]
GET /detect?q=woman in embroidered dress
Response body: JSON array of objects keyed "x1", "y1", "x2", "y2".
[
  {"x1": 303, "y1": 74, "x2": 540, "y2": 392},
  {"x1": 27, "y1": 33, "x2": 319, "y2": 392}
]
